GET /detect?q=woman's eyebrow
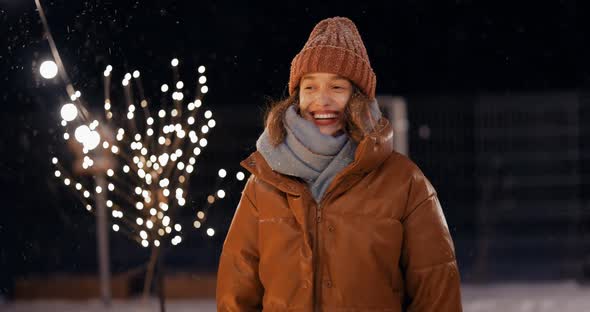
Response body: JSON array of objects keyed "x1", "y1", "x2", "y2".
[{"x1": 331, "y1": 77, "x2": 348, "y2": 82}]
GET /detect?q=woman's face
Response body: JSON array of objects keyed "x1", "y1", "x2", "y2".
[{"x1": 298, "y1": 72, "x2": 353, "y2": 136}]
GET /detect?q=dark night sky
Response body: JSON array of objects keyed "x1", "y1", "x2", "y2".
[{"x1": 0, "y1": 0, "x2": 587, "y2": 296}]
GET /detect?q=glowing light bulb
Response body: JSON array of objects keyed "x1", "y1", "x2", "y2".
[
  {"x1": 60, "y1": 103, "x2": 78, "y2": 121},
  {"x1": 236, "y1": 171, "x2": 245, "y2": 181},
  {"x1": 207, "y1": 228, "x2": 215, "y2": 236},
  {"x1": 84, "y1": 131, "x2": 100, "y2": 150},
  {"x1": 172, "y1": 91, "x2": 184, "y2": 101},
  {"x1": 218, "y1": 169, "x2": 227, "y2": 178},
  {"x1": 171, "y1": 58, "x2": 179, "y2": 67},
  {"x1": 39, "y1": 60, "x2": 58, "y2": 79},
  {"x1": 198, "y1": 65, "x2": 206, "y2": 74},
  {"x1": 217, "y1": 189, "x2": 226, "y2": 198},
  {"x1": 74, "y1": 125, "x2": 91, "y2": 143}
]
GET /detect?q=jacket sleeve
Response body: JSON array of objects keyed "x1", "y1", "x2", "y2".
[
  {"x1": 400, "y1": 172, "x2": 463, "y2": 312},
  {"x1": 216, "y1": 176, "x2": 264, "y2": 311}
]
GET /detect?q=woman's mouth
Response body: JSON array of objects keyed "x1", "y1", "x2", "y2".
[{"x1": 311, "y1": 112, "x2": 340, "y2": 126}]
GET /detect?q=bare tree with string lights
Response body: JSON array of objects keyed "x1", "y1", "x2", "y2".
[
  {"x1": 34, "y1": 0, "x2": 246, "y2": 308},
  {"x1": 50, "y1": 59, "x2": 245, "y2": 302},
  {"x1": 52, "y1": 60, "x2": 239, "y2": 247}
]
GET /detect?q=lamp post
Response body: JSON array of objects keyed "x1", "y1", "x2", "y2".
[{"x1": 70, "y1": 123, "x2": 115, "y2": 306}]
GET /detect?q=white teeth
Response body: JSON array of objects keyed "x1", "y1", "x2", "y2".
[{"x1": 314, "y1": 113, "x2": 337, "y2": 119}]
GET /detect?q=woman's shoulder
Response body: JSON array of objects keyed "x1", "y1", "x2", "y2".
[
  {"x1": 380, "y1": 151, "x2": 437, "y2": 201},
  {"x1": 380, "y1": 151, "x2": 426, "y2": 178}
]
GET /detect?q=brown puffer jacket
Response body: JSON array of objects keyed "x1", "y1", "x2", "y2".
[{"x1": 217, "y1": 120, "x2": 462, "y2": 311}]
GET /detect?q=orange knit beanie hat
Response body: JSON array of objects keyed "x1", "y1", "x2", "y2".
[{"x1": 289, "y1": 17, "x2": 376, "y2": 99}]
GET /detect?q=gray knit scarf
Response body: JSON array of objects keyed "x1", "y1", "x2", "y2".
[{"x1": 256, "y1": 105, "x2": 356, "y2": 202}]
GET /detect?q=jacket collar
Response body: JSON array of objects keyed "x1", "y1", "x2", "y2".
[{"x1": 241, "y1": 118, "x2": 394, "y2": 199}]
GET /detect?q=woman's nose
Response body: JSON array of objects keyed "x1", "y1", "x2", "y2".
[{"x1": 315, "y1": 89, "x2": 331, "y2": 106}]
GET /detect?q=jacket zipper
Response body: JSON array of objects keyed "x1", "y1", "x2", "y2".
[{"x1": 313, "y1": 202, "x2": 322, "y2": 312}]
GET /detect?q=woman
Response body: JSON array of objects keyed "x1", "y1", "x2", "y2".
[{"x1": 217, "y1": 17, "x2": 462, "y2": 311}]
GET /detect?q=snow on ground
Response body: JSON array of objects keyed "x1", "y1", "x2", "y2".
[
  {"x1": 462, "y1": 281, "x2": 590, "y2": 312},
  {"x1": 2, "y1": 282, "x2": 590, "y2": 312}
]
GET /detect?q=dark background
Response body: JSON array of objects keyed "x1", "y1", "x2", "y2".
[{"x1": 0, "y1": 0, "x2": 588, "y2": 298}]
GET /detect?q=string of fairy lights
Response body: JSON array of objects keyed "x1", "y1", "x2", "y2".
[{"x1": 46, "y1": 58, "x2": 246, "y2": 248}]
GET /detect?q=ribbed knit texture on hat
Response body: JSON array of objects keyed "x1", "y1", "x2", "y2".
[{"x1": 289, "y1": 17, "x2": 376, "y2": 99}]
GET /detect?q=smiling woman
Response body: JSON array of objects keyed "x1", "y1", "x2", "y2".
[{"x1": 216, "y1": 16, "x2": 463, "y2": 311}]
